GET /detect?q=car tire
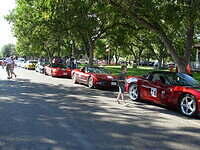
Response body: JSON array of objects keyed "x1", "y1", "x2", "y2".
[
  {"x1": 129, "y1": 83, "x2": 139, "y2": 101},
  {"x1": 51, "y1": 70, "x2": 55, "y2": 77},
  {"x1": 88, "y1": 77, "x2": 94, "y2": 88},
  {"x1": 44, "y1": 69, "x2": 48, "y2": 75},
  {"x1": 72, "y1": 74, "x2": 78, "y2": 84},
  {"x1": 179, "y1": 94, "x2": 197, "y2": 117}
]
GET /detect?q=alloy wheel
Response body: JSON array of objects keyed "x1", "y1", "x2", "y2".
[
  {"x1": 88, "y1": 77, "x2": 94, "y2": 88},
  {"x1": 129, "y1": 84, "x2": 139, "y2": 101},
  {"x1": 180, "y1": 94, "x2": 197, "y2": 116},
  {"x1": 72, "y1": 74, "x2": 77, "y2": 84}
]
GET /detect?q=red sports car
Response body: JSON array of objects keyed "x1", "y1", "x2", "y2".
[
  {"x1": 126, "y1": 71, "x2": 200, "y2": 117},
  {"x1": 44, "y1": 64, "x2": 72, "y2": 77},
  {"x1": 71, "y1": 66, "x2": 118, "y2": 88}
]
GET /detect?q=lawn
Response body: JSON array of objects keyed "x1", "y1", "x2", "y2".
[
  {"x1": 104, "y1": 65, "x2": 200, "y2": 81},
  {"x1": 104, "y1": 65, "x2": 163, "y2": 76},
  {"x1": 78, "y1": 64, "x2": 200, "y2": 81}
]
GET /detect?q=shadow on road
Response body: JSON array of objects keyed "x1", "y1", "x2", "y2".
[{"x1": 0, "y1": 79, "x2": 199, "y2": 150}]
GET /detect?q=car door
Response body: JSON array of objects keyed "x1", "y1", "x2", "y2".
[
  {"x1": 139, "y1": 73, "x2": 165, "y2": 103},
  {"x1": 81, "y1": 67, "x2": 90, "y2": 84},
  {"x1": 77, "y1": 67, "x2": 87, "y2": 83}
]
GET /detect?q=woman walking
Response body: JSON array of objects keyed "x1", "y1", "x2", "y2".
[
  {"x1": 10, "y1": 56, "x2": 17, "y2": 78},
  {"x1": 116, "y1": 65, "x2": 127, "y2": 104}
]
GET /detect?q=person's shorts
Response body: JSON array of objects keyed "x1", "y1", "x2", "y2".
[
  {"x1": 119, "y1": 86, "x2": 125, "y2": 93},
  {"x1": 10, "y1": 67, "x2": 14, "y2": 73},
  {"x1": 6, "y1": 64, "x2": 12, "y2": 72}
]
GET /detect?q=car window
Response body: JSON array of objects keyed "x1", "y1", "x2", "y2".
[
  {"x1": 86, "y1": 67, "x2": 110, "y2": 74},
  {"x1": 52, "y1": 64, "x2": 66, "y2": 68},
  {"x1": 29, "y1": 60, "x2": 38, "y2": 63}
]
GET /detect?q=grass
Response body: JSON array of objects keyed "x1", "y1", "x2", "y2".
[
  {"x1": 104, "y1": 65, "x2": 200, "y2": 82},
  {"x1": 78, "y1": 64, "x2": 200, "y2": 81},
  {"x1": 104, "y1": 65, "x2": 162, "y2": 76}
]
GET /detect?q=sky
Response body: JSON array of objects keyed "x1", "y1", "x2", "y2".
[{"x1": 0, "y1": 0, "x2": 16, "y2": 49}]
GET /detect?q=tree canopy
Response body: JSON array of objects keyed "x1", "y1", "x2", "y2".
[
  {"x1": 6, "y1": 0, "x2": 200, "y2": 72},
  {"x1": 1, "y1": 43, "x2": 16, "y2": 57}
]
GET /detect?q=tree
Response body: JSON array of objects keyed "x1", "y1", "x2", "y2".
[
  {"x1": 6, "y1": 0, "x2": 71, "y2": 61},
  {"x1": 1, "y1": 44, "x2": 16, "y2": 57},
  {"x1": 106, "y1": 0, "x2": 200, "y2": 72}
]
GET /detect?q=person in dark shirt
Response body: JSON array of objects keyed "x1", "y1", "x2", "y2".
[{"x1": 116, "y1": 65, "x2": 127, "y2": 104}]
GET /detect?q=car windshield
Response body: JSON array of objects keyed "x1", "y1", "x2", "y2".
[
  {"x1": 52, "y1": 64, "x2": 66, "y2": 68},
  {"x1": 164, "y1": 72, "x2": 200, "y2": 87},
  {"x1": 87, "y1": 67, "x2": 110, "y2": 74},
  {"x1": 40, "y1": 62, "x2": 48, "y2": 65},
  {"x1": 29, "y1": 60, "x2": 38, "y2": 63}
]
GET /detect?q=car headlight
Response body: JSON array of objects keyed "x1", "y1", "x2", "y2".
[{"x1": 107, "y1": 76, "x2": 113, "y2": 79}]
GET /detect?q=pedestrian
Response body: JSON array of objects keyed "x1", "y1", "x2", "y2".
[
  {"x1": 116, "y1": 65, "x2": 127, "y2": 104},
  {"x1": 10, "y1": 56, "x2": 17, "y2": 78},
  {"x1": 4, "y1": 55, "x2": 13, "y2": 79},
  {"x1": 186, "y1": 64, "x2": 192, "y2": 77}
]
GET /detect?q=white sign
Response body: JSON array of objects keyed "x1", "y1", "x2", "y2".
[
  {"x1": 150, "y1": 88, "x2": 157, "y2": 97},
  {"x1": 111, "y1": 82, "x2": 117, "y2": 85}
]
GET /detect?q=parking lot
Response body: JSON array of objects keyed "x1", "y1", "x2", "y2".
[{"x1": 0, "y1": 67, "x2": 199, "y2": 150}]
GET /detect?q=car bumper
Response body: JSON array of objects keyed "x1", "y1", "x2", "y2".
[
  {"x1": 197, "y1": 99, "x2": 200, "y2": 115},
  {"x1": 52, "y1": 70, "x2": 69, "y2": 77},
  {"x1": 94, "y1": 80, "x2": 118, "y2": 88},
  {"x1": 27, "y1": 66, "x2": 35, "y2": 69}
]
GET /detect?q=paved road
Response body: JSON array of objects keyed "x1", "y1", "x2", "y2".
[{"x1": 0, "y1": 67, "x2": 199, "y2": 150}]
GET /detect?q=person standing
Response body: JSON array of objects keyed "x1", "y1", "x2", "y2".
[
  {"x1": 4, "y1": 55, "x2": 13, "y2": 79},
  {"x1": 116, "y1": 65, "x2": 127, "y2": 104},
  {"x1": 10, "y1": 56, "x2": 17, "y2": 78}
]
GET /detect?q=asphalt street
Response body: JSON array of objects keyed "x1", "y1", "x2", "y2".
[{"x1": 0, "y1": 67, "x2": 199, "y2": 150}]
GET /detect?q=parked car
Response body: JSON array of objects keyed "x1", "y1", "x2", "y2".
[
  {"x1": 35, "y1": 61, "x2": 48, "y2": 73},
  {"x1": 0, "y1": 59, "x2": 3, "y2": 66},
  {"x1": 24, "y1": 60, "x2": 38, "y2": 70},
  {"x1": 71, "y1": 66, "x2": 118, "y2": 88},
  {"x1": 77, "y1": 59, "x2": 88, "y2": 64},
  {"x1": 16, "y1": 58, "x2": 25, "y2": 67},
  {"x1": 44, "y1": 63, "x2": 71, "y2": 77},
  {"x1": 126, "y1": 71, "x2": 200, "y2": 117}
]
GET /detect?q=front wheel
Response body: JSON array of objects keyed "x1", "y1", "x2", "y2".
[
  {"x1": 129, "y1": 84, "x2": 139, "y2": 101},
  {"x1": 44, "y1": 69, "x2": 48, "y2": 75},
  {"x1": 180, "y1": 94, "x2": 197, "y2": 117},
  {"x1": 72, "y1": 74, "x2": 78, "y2": 84},
  {"x1": 88, "y1": 77, "x2": 94, "y2": 88}
]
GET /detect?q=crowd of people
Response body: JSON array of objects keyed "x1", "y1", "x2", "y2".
[{"x1": 51, "y1": 56, "x2": 78, "y2": 69}]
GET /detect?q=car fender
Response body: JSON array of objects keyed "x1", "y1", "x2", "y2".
[
  {"x1": 126, "y1": 77, "x2": 138, "y2": 84},
  {"x1": 125, "y1": 77, "x2": 139, "y2": 92}
]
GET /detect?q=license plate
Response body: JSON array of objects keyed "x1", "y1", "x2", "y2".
[
  {"x1": 111, "y1": 82, "x2": 117, "y2": 85},
  {"x1": 63, "y1": 73, "x2": 68, "y2": 75}
]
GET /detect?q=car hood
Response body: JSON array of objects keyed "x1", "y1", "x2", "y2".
[{"x1": 94, "y1": 74, "x2": 117, "y2": 80}]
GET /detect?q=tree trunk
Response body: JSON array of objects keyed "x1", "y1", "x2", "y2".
[
  {"x1": 88, "y1": 39, "x2": 94, "y2": 66},
  {"x1": 115, "y1": 54, "x2": 119, "y2": 64}
]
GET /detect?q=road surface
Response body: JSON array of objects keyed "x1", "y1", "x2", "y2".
[{"x1": 0, "y1": 67, "x2": 199, "y2": 150}]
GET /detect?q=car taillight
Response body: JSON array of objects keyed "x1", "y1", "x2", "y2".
[{"x1": 53, "y1": 68, "x2": 59, "y2": 71}]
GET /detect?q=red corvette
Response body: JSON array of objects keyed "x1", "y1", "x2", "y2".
[
  {"x1": 44, "y1": 64, "x2": 72, "y2": 77},
  {"x1": 126, "y1": 71, "x2": 200, "y2": 117},
  {"x1": 71, "y1": 66, "x2": 118, "y2": 88}
]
